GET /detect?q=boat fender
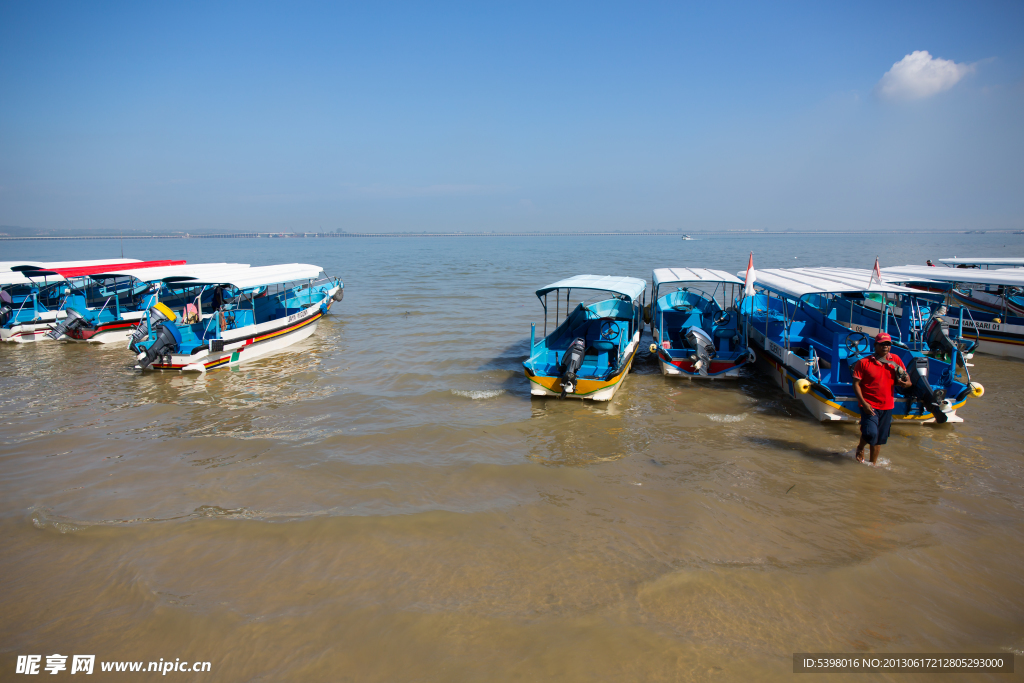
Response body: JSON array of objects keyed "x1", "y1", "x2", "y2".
[
  {"x1": 649, "y1": 343, "x2": 657, "y2": 354},
  {"x1": 795, "y1": 378, "x2": 811, "y2": 394},
  {"x1": 969, "y1": 382, "x2": 984, "y2": 398},
  {"x1": 745, "y1": 347, "x2": 756, "y2": 364},
  {"x1": 642, "y1": 303, "x2": 651, "y2": 325},
  {"x1": 333, "y1": 287, "x2": 344, "y2": 302},
  {"x1": 993, "y1": 318, "x2": 1001, "y2": 324}
]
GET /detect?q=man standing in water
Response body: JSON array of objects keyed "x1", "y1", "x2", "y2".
[{"x1": 851, "y1": 332, "x2": 913, "y2": 464}]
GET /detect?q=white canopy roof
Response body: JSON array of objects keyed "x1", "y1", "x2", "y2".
[
  {"x1": 883, "y1": 265, "x2": 1024, "y2": 287},
  {"x1": 88, "y1": 263, "x2": 250, "y2": 283},
  {"x1": 652, "y1": 268, "x2": 743, "y2": 289},
  {"x1": 0, "y1": 258, "x2": 141, "y2": 272},
  {"x1": 535, "y1": 275, "x2": 646, "y2": 301},
  {"x1": 164, "y1": 264, "x2": 325, "y2": 290},
  {"x1": 0, "y1": 271, "x2": 67, "y2": 286},
  {"x1": 738, "y1": 267, "x2": 927, "y2": 298},
  {"x1": 938, "y1": 257, "x2": 1024, "y2": 267}
]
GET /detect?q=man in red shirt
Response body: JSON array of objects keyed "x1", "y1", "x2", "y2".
[{"x1": 851, "y1": 332, "x2": 913, "y2": 464}]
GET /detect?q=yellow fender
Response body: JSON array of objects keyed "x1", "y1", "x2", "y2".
[
  {"x1": 969, "y1": 382, "x2": 984, "y2": 398},
  {"x1": 795, "y1": 378, "x2": 811, "y2": 394},
  {"x1": 649, "y1": 343, "x2": 657, "y2": 354},
  {"x1": 151, "y1": 301, "x2": 177, "y2": 322}
]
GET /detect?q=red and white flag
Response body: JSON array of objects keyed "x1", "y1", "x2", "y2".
[
  {"x1": 869, "y1": 256, "x2": 883, "y2": 289},
  {"x1": 743, "y1": 252, "x2": 756, "y2": 297}
]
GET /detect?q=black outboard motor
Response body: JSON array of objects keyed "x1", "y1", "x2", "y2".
[
  {"x1": 135, "y1": 303, "x2": 181, "y2": 370},
  {"x1": 683, "y1": 326, "x2": 716, "y2": 376},
  {"x1": 924, "y1": 315, "x2": 970, "y2": 364},
  {"x1": 136, "y1": 320, "x2": 181, "y2": 370},
  {"x1": 0, "y1": 290, "x2": 12, "y2": 327},
  {"x1": 45, "y1": 309, "x2": 87, "y2": 340},
  {"x1": 559, "y1": 337, "x2": 587, "y2": 398},
  {"x1": 127, "y1": 318, "x2": 149, "y2": 353},
  {"x1": 906, "y1": 356, "x2": 948, "y2": 424}
]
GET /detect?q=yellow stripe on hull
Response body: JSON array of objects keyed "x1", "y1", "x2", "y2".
[
  {"x1": 763, "y1": 354, "x2": 966, "y2": 422},
  {"x1": 528, "y1": 347, "x2": 637, "y2": 400}
]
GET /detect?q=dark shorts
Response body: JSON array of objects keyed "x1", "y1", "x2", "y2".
[{"x1": 860, "y1": 408, "x2": 893, "y2": 446}]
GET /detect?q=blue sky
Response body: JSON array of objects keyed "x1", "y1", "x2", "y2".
[{"x1": 1, "y1": 1, "x2": 1022, "y2": 233}]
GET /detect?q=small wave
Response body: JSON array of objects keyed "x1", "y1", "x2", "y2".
[
  {"x1": 451, "y1": 389, "x2": 505, "y2": 400},
  {"x1": 707, "y1": 413, "x2": 747, "y2": 423}
]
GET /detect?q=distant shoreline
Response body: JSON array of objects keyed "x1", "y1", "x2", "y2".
[{"x1": 2, "y1": 229, "x2": 1020, "y2": 241}]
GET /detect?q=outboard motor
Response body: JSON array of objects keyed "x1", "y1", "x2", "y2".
[
  {"x1": 559, "y1": 337, "x2": 587, "y2": 397},
  {"x1": 135, "y1": 303, "x2": 181, "y2": 370},
  {"x1": 906, "y1": 356, "x2": 948, "y2": 424},
  {"x1": 683, "y1": 326, "x2": 716, "y2": 376},
  {"x1": 128, "y1": 302, "x2": 175, "y2": 352},
  {"x1": 45, "y1": 309, "x2": 87, "y2": 340},
  {"x1": 924, "y1": 315, "x2": 970, "y2": 364},
  {"x1": 0, "y1": 291, "x2": 12, "y2": 327}
]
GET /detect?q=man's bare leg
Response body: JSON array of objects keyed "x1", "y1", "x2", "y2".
[
  {"x1": 856, "y1": 436, "x2": 869, "y2": 462},
  {"x1": 869, "y1": 445, "x2": 881, "y2": 464}
]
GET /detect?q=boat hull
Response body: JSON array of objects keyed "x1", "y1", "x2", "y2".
[
  {"x1": 526, "y1": 335, "x2": 638, "y2": 401},
  {"x1": 63, "y1": 313, "x2": 145, "y2": 344},
  {"x1": 0, "y1": 311, "x2": 68, "y2": 343},
  {"x1": 748, "y1": 325, "x2": 964, "y2": 424},
  {"x1": 655, "y1": 350, "x2": 745, "y2": 378},
  {"x1": 139, "y1": 299, "x2": 330, "y2": 372}
]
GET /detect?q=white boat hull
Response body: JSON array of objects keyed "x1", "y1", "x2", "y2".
[{"x1": 139, "y1": 298, "x2": 331, "y2": 372}]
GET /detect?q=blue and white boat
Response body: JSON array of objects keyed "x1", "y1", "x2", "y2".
[
  {"x1": 780, "y1": 267, "x2": 979, "y2": 361},
  {"x1": 741, "y1": 268, "x2": 981, "y2": 424},
  {"x1": 131, "y1": 264, "x2": 343, "y2": 372},
  {"x1": 523, "y1": 275, "x2": 646, "y2": 401},
  {"x1": 648, "y1": 268, "x2": 753, "y2": 378},
  {"x1": 1, "y1": 260, "x2": 145, "y2": 343},
  {"x1": 0, "y1": 269, "x2": 72, "y2": 342},
  {"x1": 44, "y1": 262, "x2": 250, "y2": 344},
  {"x1": 883, "y1": 264, "x2": 1024, "y2": 359}
]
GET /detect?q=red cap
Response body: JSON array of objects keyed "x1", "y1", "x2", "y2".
[{"x1": 875, "y1": 332, "x2": 892, "y2": 343}]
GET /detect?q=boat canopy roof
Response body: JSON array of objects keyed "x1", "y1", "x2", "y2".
[
  {"x1": 938, "y1": 257, "x2": 1024, "y2": 267},
  {"x1": 163, "y1": 264, "x2": 325, "y2": 290},
  {"x1": 883, "y1": 265, "x2": 1024, "y2": 287},
  {"x1": 740, "y1": 267, "x2": 928, "y2": 299},
  {"x1": 0, "y1": 271, "x2": 67, "y2": 286},
  {"x1": 652, "y1": 268, "x2": 743, "y2": 289},
  {"x1": 1, "y1": 259, "x2": 141, "y2": 272},
  {"x1": 535, "y1": 275, "x2": 647, "y2": 302},
  {"x1": 87, "y1": 263, "x2": 249, "y2": 283}
]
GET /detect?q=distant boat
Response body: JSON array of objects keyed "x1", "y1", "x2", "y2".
[{"x1": 681, "y1": 235, "x2": 694, "y2": 240}]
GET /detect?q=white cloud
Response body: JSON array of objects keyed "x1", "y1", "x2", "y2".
[{"x1": 876, "y1": 50, "x2": 973, "y2": 100}]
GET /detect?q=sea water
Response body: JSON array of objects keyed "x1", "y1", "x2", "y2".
[{"x1": 1, "y1": 232, "x2": 1022, "y2": 680}]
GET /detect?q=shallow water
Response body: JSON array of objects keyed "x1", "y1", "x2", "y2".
[{"x1": 2, "y1": 233, "x2": 1023, "y2": 681}]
